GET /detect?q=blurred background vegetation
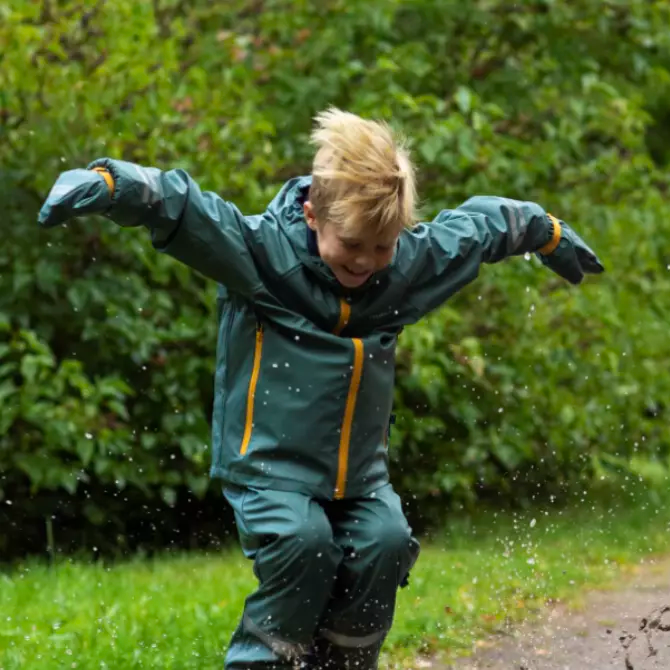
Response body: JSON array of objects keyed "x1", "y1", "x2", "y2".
[{"x1": 1, "y1": 0, "x2": 670, "y2": 561}]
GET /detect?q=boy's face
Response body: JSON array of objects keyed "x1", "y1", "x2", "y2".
[{"x1": 304, "y1": 202, "x2": 399, "y2": 288}]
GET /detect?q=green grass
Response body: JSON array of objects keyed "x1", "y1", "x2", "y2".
[{"x1": 2, "y1": 487, "x2": 669, "y2": 669}]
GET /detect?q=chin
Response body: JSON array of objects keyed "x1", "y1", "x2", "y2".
[{"x1": 337, "y1": 271, "x2": 372, "y2": 288}]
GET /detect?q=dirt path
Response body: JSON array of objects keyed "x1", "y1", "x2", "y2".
[{"x1": 422, "y1": 557, "x2": 670, "y2": 670}]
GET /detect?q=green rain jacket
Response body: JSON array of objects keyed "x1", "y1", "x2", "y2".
[{"x1": 83, "y1": 161, "x2": 556, "y2": 501}]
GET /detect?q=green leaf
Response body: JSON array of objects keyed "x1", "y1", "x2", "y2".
[
  {"x1": 454, "y1": 86, "x2": 472, "y2": 114},
  {"x1": 76, "y1": 438, "x2": 95, "y2": 467},
  {"x1": 83, "y1": 502, "x2": 107, "y2": 526},
  {"x1": 161, "y1": 486, "x2": 177, "y2": 507},
  {"x1": 185, "y1": 473, "x2": 209, "y2": 498}
]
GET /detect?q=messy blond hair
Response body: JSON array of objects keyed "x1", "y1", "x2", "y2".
[{"x1": 308, "y1": 107, "x2": 417, "y2": 236}]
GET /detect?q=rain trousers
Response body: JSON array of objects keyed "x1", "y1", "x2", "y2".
[{"x1": 38, "y1": 159, "x2": 604, "y2": 669}]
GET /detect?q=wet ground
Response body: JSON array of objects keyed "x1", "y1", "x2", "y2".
[{"x1": 420, "y1": 557, "x2": 670, "y2": 670}]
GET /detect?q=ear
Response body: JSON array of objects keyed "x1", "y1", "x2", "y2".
[{"x1": 303, "y1": 201, "x2": 318, "y2": 231}]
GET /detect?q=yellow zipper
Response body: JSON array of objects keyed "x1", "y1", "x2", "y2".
[
  {"x1": 334, "y1": 338, "x2": 364, "y2": 499},
  {"x1": 332, "y1": 299, "x2": 351, "y2": 336},
  {"x1": 240, "y1": 325, "x2": 264, "y2": 455}
]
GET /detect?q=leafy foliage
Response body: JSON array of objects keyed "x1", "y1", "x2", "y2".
[{"x1": 1, "y1": 0, "x2": 670, "y2": 557}]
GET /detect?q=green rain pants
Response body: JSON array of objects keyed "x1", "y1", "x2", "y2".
[{"x1": 223, "y1": 483, "x2": 420, "y2": 669}]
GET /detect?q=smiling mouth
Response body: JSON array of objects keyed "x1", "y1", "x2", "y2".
[{"x1": 344, "y1": 266, "x2": 371, "y2": 277}]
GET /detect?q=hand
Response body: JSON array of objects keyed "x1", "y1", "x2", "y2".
[
  {"x1": 38, "y1": 167, "x2": 114, "y2": 228},
  {"x1": 537, "y1": 214, "x2": 604, "y2": 284}
]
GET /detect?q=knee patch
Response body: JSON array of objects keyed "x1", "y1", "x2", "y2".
[
  {"x1": 364, "y1": 516, "x2": 420, "y2": 590},
  {"x1": 375, "y1": 519, "x2": 413, "y2": 554},
  {"x1": 272, "y1": 515, "x2": 341, "y2": 569},
  {"x1": 400, "y1": 535, "x2": 420, "y2": 588}
]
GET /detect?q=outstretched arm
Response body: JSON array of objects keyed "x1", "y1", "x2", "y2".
[
  {"x1": 398, "y1": 195, "x2": 603, "y2": 318},
  {"x1": 38, "y1": 158, "x2": 264, "y2": 297}
]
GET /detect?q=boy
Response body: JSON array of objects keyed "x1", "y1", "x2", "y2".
[{"x1": 38, "y1": 107, "x2": 603, "y2": 669}]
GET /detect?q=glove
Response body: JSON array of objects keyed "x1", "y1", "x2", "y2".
[
  {"x1": 38, "y1": 167, "x2": 115, "y2": 228},
  {"x1": 536, "y1": 214, "x2": 604, "y2": 284}
]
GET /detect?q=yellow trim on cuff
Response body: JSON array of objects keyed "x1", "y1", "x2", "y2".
[
  {"x1": 538, "y1": 213, "x2": 562, "y2": 255},
  {"x1": 91, "y1": 167, "x2": 115, "y2": 196}
]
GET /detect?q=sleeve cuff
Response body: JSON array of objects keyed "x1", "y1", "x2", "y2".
[
  {"x1": 90, "y1": 167, "x2": 115, "y2": 196},
  {"x1": 537, "y1": 213, "x2": 562, "y2": 255}
]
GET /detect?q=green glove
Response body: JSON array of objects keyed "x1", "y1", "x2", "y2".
[
  {"x1": 85, "y1": 158, "x2": 169, "y2": 227},
  {"x1": 537, "y1": 214, "x2": 604, "y2": 284},
  {"x1": 38, "y1": 167, "x2": 114, "y2": 228}
]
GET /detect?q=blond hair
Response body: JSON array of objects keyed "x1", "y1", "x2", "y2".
[{"x1": 308, "y1": 107, "x2": 417, "y2": 236}]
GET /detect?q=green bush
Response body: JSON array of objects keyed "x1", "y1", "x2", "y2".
[{"x1": 1, "y1": 0, "x2": 670, "y2": 558}]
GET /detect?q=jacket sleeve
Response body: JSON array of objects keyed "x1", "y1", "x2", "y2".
[
  {"x1": 398, "y1": 195, "x2": 555, "y2": 318},
  {"x1": 88, "y1": 158, "x2": 264, "y2": 297}
]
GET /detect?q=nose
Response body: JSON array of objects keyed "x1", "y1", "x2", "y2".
[
  {"x1": 354, "y1": 250, "x2": 375, "y2": 268},
  {"x1": 353, "y1": 253, "x2": 374, "y2": 271}
]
